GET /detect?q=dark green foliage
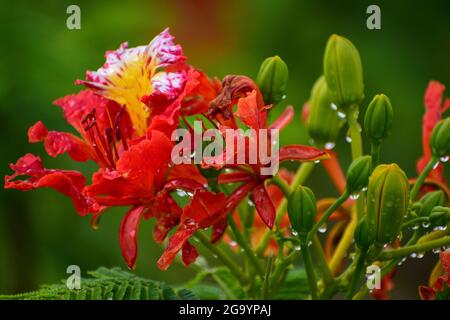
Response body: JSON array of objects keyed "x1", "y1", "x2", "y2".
[{"x1": 0, "y1": 267, "x2": 198, "y2": 301}]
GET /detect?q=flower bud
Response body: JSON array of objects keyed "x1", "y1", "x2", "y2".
[
  {"x1": 429, "y1": 206, "x2": 450, "y2": 227},
  {"x1": 306, "y1": 76, "x2": 344, "y2": 147},
  {"x1": 288, "y1": 186, "x2": 317, "y2": 236},
  {"x1": 367, "y1": 164, "x2": 410, "y2": 246},
  {"x1": 354, "y1": 217, "x2": 372, "y2": 250},
  {"x1": 430, "y1": 117, "x2": 450, "y2": 158},
  {"x1": 323, "y1": 34, "x2": 364, "y2": 113},
  {"x1": 418, "y1": 190, "x2": 446, "y2": 217},
  {"x1": 346, "y1": 155, "x2": 371, "y2": 194},
  {"x1": 364, "y1": 94, "x2": 393, "y2": 144},
  {"x1": 256, "y1": 55, "x2": 289, "y2": 105}
]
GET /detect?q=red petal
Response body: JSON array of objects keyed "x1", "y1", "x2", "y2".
[
  {"x1": 119, "y1": 206, "x2": 145, "y2": 269},
  {"x1": 86, "y1": 131, "x2": 173, "y2": 205},
  {"x1": 279, "y1": 145, "x2": 329, "y2": 162},
  {"x1": 211, "y1": 217, "x2": 228, "y2": 243},
  {"x1": 157, "y1": 226, "x2": 196, "y2": 270},
  {"x1": 235, "y1": 90, "x2": 266, "y2": 129},
  {"x1": 252, "y1": 183, "x2": 276, "y2": 229},
  {"x1": 439, "y1": 251, "x2": 450, "y2": 274},
  {"x1": 182, "y1": 241, "x2": 198, "y2": 267},
  {"x1": 419, "y1": 286, "x2": 436, "y2": 300},
  {"x1": 28, "y1": 121, "x2": 48, "y2": 142},
  {"x1": 149, "y1": 191, "x2": 182, "y2": 243},
  {"x1": 167, "y1": 164, "x2": 208, "y2": 186},
  {"x1": 4, "y1": 154, "x2": 98, "y2": 215},
  {"x1": 181, "y1": 70, "x2": 221, "y2": 116},
  {"x1": 218, "y1": 172, "x2": 254, "y2": 184},
  {"x1": 269, "y1": 105, "x2": 294, "y2": 130}
]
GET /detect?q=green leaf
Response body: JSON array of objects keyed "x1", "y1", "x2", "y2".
[
  {"x1": 0, "y1": 267, "x2": 197, "y2": 300},
  {"x1": 274, "y1": 268, "x2": 310, "y2": 300}
]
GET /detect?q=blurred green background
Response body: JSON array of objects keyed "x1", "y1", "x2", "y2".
[{"x1": 1, "y1": 0, "x2": 449, "y2": 299}]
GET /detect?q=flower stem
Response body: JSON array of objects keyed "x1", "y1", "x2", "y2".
[
  {"x1": 347, "y1": 109, "x2": 363, "y2": 160},
  {"x1": 402, "y1": 216, "x2": 430, "y2": 230},
  {"x1": 227, "y1": 215, "x2": 265, "y2": 277},
  {"x1": 345, "y1": 250, "x2": 367, "y2": 299},
  {"x1": 256, "y1": 162, "x2": 315, "y2": 256},
  {"x1": 270, "y1": 175, "x2": 290, "y2": 198},
  {"x1": 261, "y1": 255, "x2": 275, "y2": 299},
  {"x1": 308, "y1": 191, "x2": 350, "y2": 241},
  {"x1": 370, "y1": 142, "x2": 381, "y2": 169},
  {"x1": 311, "y1": 235, "x2": 334, "y2": 286},
  {"x1": 195, "y1": 231, "x2": 249, "y2": 285},
  {"x1": 300, "y1": 236, "x2": 318, "y2": 300},
  {"x1": 378, "y1": 235, "x2": 450, "y2": 260},
  {"x1": 410, "y1": 157, "x2": 439, "y2": 202},
  {"x1": 329, "y1": 209, "x2": 358, "y2": 275}
]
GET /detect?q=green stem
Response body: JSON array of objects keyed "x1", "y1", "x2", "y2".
[
  {"x1": 410, "y1": 157, "x2": 439, "y2": 202},
  {"x1": 370, "y1": 142, "x2": 381, "y2": 169},
  {"x1": 345, "y1": 250, "x2": 367, "y2": 299},
  {"x1": 195, "y1": 232, "x2": 249, "y2": 285},
  {"x1": 262, "y1": 255, "x2": 275, "y2": 299},
  {"x1": 378, "y1": 235, "x2": 450, "y2": 260},
  {"x1": 347, "y1": 109, "x2": 363, "y2": 160},
  {"x1": 311, "y1": 235, "x2": 334, "y2": 287},
  {"x1": 402, "y1": 216, "x2": 430, "y2": 230},
  {"x1": 256, "y1": 162, "x2": 315, "y2": 255},
  {"x1": 270, "y1": 250, "x2": 299, "y2": 288},
  {"x1": 270, "y1": 175, "x2": 290, "y2": 198},
  {"x1": 227, "y1": 216, "x2": 265, "y2": 277},
  {"x1": 300, "y1": 236, "x2": 318, "y2": 300},
  {"x1": 308, "y1": 191, "x2": 350, "y2": 241}
]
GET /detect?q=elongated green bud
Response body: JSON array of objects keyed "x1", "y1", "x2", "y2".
[
  {"x1": 354, "y1": 217, "x2": 372, "y2": 250},
  {"x1": 306, "y1": 76, "x2": 344, "y2": 147},
  {"x1": 430, "y1": 117, "x2": 450, "y2": 158},
  {"x1": 418, "y1": 190, "x2": 446, "y2": 217},
  {"x1": 364, "y1": 94, "x2": 394, "y2": 144},
  {"x1": 367, "y1": 164, "x2": 410, "y2": 246},
  {"x1": 346, "y1": 155, "x2": 372, "y2": 194},
  {"x1": 256, "y1": 55, "x2": 289, "y2": 105},
  {"x1": 288, "y1": 186, "x2": 317, "y2": 236},
  {"x1": 323, "y1": 34, "x2": 364, "y2": 114}
]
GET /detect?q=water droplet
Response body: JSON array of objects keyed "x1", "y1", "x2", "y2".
[
  {"x1": 345, "y1": 134, "x2": 353, "y2": 143},
  {"x1": 440, "y1": 156, "x2": 449, "y2": 163},
  {"x1": 294, "y1": 245, "x2": 301, "y2": 251},
  {"x1": 318, "y1": 224, "x2": 327, "y2": 233},
  {"x1": 229, "y1": 240, "x2": 238, "y2": 248},
  {"x1": 432, "y1": 248, "x2": 441, "y2": 254},
  {"x1": 247, "y1": 199, "x2": 255, "y2": 207},
  {"x1": 411, "y1": 224, "x2": 419, "y2": 230},
  {"x1": 330, "y1": 103, "x2": 338, "y2": 111},
  {"x1": 422, "y1": 221, "x2": 431, "y2": 228},
  {"x1": 410, "y1": 253, "x2": 417, "y2": 258},
  {"x1": 324, "y1": 142, "x2": 336, "y2": 150},
  {"x1": 307, "y1": 241, "x2": 313, "y2": 247},
  {"x1": 337, "y1": 111, "x2": 346, "y2": 119},
  {"x1": 362, "y1": 187, "x2": 368, "y2": 192},
  {"x1": 314, "y1": 160, "x2": 321, "y2": 164},
  {"x1": 282, "y1": 94, "x2": 287, "y2": 100},
  {"x1": 416, "y1": 252, "x2": 425, "y2": 259},
  {"x1": 290, "y1": 228, "x2": 298, "y2": 236},
  {"x1": 433, "y1": 162, "x2": 439, "y2": 169},
  {"x1": 350, "y1": 193, "x2": 360, "y2": 200}
]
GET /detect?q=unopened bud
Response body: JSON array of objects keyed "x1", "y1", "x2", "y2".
[
  {"x1": 256, "y1": 55, "x2": 289, "y2": 105},
  {"x1": 364, "y1": 94, "x2": 393, "y2": 144}
]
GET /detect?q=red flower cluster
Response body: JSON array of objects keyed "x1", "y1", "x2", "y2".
[
  {"x1": 419, "y1": 251, "x2": 450, "y2": 300},
  {"x1": 4, "y1": 29, "x2": 326, "y2": 270}
]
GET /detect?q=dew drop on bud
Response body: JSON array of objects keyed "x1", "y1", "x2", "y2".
[
  {"x1": 324, "y1": 142, "x2": 336, "y2": 150},
  {"x1": 318, "y1": 224, "x2": 327, "y2": 233},
  {"x1": 337, "y1": 111, "x2": 346, "y2": 119},
  {"x1": 421, "y1": 221, "x2": 431, "y2": 228},
  {"x1": 294, "y1": 245, "x2": 302, "y2": 252},
  {"x1": 350, "y1": 193, "x2": 360, "y2": 200},
  {"x1": 345, "y1": 134, "x2": 353, "y2": 143},
  {"x1": 411, "y1": 224, "x2": 419, "y2": 230}
]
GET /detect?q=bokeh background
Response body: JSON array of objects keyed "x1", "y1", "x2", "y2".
[{"x1": 0, "y1": 0, "x2": 449, "y2": 299}]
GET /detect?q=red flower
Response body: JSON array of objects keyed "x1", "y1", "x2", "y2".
[
  {"x1": 417, "y1": 81, "x2": 450, "y2": 183},
  {"x1": 204, "y1": 75, "x2": 329, "y2": 239},
  {"x1": 419, "y1": 250, "x2": 450, "y2": 300}
]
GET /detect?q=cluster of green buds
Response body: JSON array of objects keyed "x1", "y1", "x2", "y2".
[
  {"x1": 416, "y1": 191, "x2": 450, "y2": 229},
  {"x1": 323, "y1": 34, "x2": 364, "y2": 115},
  {"x1": 306, "y1": 76, "x2": 345, "y2": 148},
  {"x1": 256, "y1": 55, "x2": 289, "y2": 105},
  {"x1": 366, "y1": 164, "x2": 410, "y2": 246}
]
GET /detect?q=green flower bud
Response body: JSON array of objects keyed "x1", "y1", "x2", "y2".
[
  {"x1": 367, "y1": 164, "x2": 410, "y2": 246},
  {"x1": 429, "y1": 206, "x2": 450, "y2": 227},
  {"x1": 418, "y1": 190, "x2": 446, "y2": 217},
  {"x1": 323, "y1": 34, "x2": 364, "y2": 114},
  {"x1": 346, "y1": 155, "x2": 372, "y2": 194},
  {"x1": 306, "y1": 76, "x2": 344, "y2": 147},
  {"x1": 288, "y1": 186, "x2": 317, "y2": 236},
  {"x1": 364, "y1": 94, "x2": 394, "y2": 144},
  {"x1": 256, "y1": 55, "x2": 289, "y2": 105},
  {"x1": 430, "y1": 117, "x2": 450, "y2": 158},
  {"x1": 354, "y1": 217, "x2": 372, "y2": 250}
]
